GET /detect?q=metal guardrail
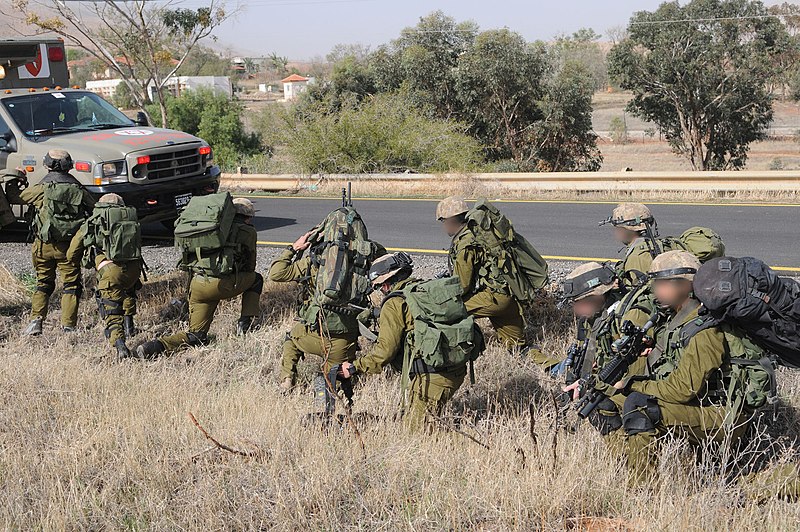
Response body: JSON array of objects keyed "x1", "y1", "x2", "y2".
[{"x1": 220, "y1": 171, "x2": 800, "y2": 192}]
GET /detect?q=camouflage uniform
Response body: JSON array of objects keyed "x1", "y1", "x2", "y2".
[
  {"x1": 353, "y1": 276, "x2": 467, "y2": 431},
  {"x1": 138, "y1": 205, "x2": 262, "y2": 356},
  {"x1": 19, "y1": 170, "x2": 95, "y2": 330},
  {"x1": 268, "y1": 246, "x2": 358, "y2": 384}
]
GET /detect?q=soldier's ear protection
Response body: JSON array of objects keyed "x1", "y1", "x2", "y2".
[{"x1": 43, "y1": 152, "x2": 73, "y2": 172}]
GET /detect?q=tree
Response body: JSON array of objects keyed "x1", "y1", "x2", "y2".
[
  {"x1": 454, "y1": 29, "x2": 548, "y2": 162},
  {"x1": 608, "y1": 0, "x2": 789, "y2": 170},
  {"x1": 551, "y1": 28, "x2": 609, "y2": 91},
  {"x1": 9, "y1": 0, "x2": 232, "y2": 127}
]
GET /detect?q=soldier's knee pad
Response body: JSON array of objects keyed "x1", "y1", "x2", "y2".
[
  {"x1": 100, "y1": 298, "x2": 124, "y2": 316},
  {"x1": 36, "y1": 280, "x2": 56, "y2": 296},
  {"x1": 588, "y1": 397, "x2": 623, "y2": 436},
  {"x1": 622, "y1": 392, "x2": 661, "y2": 436},
  {"x1": 63, "y1": 281, "x2": 83, "y2": 298},
  {"x1": 186, "y1": 331, "x2": 208, "y2": 347},
  {"x1": 247, "y1": 272, "x2": 264, "y2": 294}
]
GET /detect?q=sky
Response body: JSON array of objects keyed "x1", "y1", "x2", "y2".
[{"x1": 187, "y1": 0, "x2": 672, "y2": 60}]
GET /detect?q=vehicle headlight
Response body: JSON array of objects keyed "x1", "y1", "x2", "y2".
[{"x1": 93, "y1": 160, "x2": 127, "y2": 185}]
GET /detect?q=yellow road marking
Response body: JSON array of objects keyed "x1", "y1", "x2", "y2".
[
  {"x1": 242, "y1": 194, "x2": 800, "y2": 208},
  {"x1": 257, "y1": 241, "x2": 800, "y2": 272}
]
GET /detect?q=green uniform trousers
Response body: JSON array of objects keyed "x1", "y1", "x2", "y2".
[
  {"x1": 31, "y1": 238, "x2": 83, "y2": 327},
  {"x1": 158, "y1": 271, "x2": 261, "y2": 352},
  {"x1": 96, "y1": 261, "x2": 141, "y2": 345},
  {"x1": 280, "y1": 321, "x2": 358, "y2": 381},
  {"x1": 406, "y1": 365, "x2": 467, "y2": 432},
  {"x1": 464, "y1": 290, "x2": 524, "y2": 348}
]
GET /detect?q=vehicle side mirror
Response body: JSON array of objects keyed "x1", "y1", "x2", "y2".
[{"x1": 135, "y1": 111, "x2": 149, "y2": 127}]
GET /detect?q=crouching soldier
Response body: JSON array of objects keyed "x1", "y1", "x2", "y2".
[
  {"x1": 82, "y1": 193, "x2": 143, "y2": 359},
  {"x1": 19, "y1": 149, "x2": 95, "y2": 335},
  {"x1": 339, "y1": 252, "x2": 484, "y2": 431},
  {"x1": 136, "y1": 196, "x2": 262, "y2": 357},
  {"x1": 1, "y1": 167, "x2": 27, "y2": 230},
  {"x1": 590, "y1": 251, "x2": 767, "y2": 484}
]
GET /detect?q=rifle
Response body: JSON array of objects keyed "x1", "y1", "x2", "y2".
[
  {"x1": 598, "y1": 216, "x2": 661, "y2": 260},
  {"x1": 342, "y1": 181, "x2": 352, "y2": 208},
  {"x1": 563, "y1": 318, "x2": 589, "y2": 387},
  {"x1": 575, "y1": 311, "x2": 658, "y2": 419}
]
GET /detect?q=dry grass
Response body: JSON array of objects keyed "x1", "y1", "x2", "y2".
[{"x1": 1, "y1": 271, "x2": 800, "y2": 530}]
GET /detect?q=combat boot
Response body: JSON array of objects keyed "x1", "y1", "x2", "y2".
[
  {"x1": 22, "y1": 318, "x2": 43, "y2": 336},
  {"x1": 236, "y1": 316, "x2": 253, "y2": 336},
  {"x1": 114, "y1": 339, "x2": 132, "y2": 361},
  {"x1": 135, "y1": 339, "x2": 165, "y2": 359},
  {"x1": 123, "y1": 315, "x2": 137, "y2": 337}
]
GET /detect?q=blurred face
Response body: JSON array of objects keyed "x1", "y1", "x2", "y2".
[
  {"x1": 613, "y1": 226, "x2": 638, "y2": 245},
  {"x1": 652, "y1": 278, "x2": 693, "y2": 309},
  {"x1": 572, "y1": 294, "x2": 606, "y2": 319},
  {"x1": 441, "y1": 216, "x2": 465, "y2": 237}
]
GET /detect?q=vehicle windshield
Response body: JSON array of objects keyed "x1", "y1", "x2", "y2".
[{"x1": 2, "y1": 91, "x2": 134, "y2": 137}]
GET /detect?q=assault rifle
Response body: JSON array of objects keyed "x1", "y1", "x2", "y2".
[{"x1": 598, "y1": 215, "x2": 662, "y2": 260}]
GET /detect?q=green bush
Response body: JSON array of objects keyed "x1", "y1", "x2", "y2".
[
  {"x1": 147, "y1": 89, "x2": 263, "y2": 170},
  {"x1": 284, "y1": 90, "x2": 484, "y2": 174}
]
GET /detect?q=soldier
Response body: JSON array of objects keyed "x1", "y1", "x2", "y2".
[
  {"x1": 19, "y1": 149, "x2": 95, "y2": 335},
  {"x1": 1, "y1": 167, "x2": 27, "y2": 229},
  {"x1": 604, "y1": 202, "x2": 659, "y2": 287},
  {"x1": 82, "y1": 193, "x2": 142, "y2": 360},
  {"x1": 436, "y1": 196, "x2": 525, "y2": 350},
  {"x1": 135, "y1": 197, "x2": 262, "y2": 357},
  {"x1": 339, "y1": 252, "x2": 481, "y2": 431},
  {"x1": 592, "y1": 251, "x2": 762, "y2": 483}
]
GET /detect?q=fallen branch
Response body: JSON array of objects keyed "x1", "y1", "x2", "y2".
[{"x1": 187, "y1": 412, "x2": 268, "y2": 459}]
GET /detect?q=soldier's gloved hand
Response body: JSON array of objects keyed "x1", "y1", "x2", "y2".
[{"x1": 339, "y1": 362, "x2": 356, "y2": 379}]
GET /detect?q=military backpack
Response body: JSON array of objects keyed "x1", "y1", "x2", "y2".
[
  {"x1": 174, "y1": 192, "x2": 240, "y2": 277},
  {"x1": 464, "y1": 198, "x2": 548, "y2": 301},
  {"x1": 83, "y1": 203, "x2": 142, "y2": 264},
  {"x1": 36, "y1": 182, "x2": 87, "y2": 243}
]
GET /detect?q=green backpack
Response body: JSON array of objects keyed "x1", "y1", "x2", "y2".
[
  {"x1": 174, "y1": 192, "x2": 240, "y2": 277},
  {"x1": 678, "y1": 227, "x2": 725, "y2": 263},
  {"x1": 36, "y1": 182, "x2": 87, "y2": 243},
  {"x1": 465, "y1": 198, "x2": 548, "y2": 301},
  {"x1": 300, "y1": 206, "x2": 386, "y2": 334},
  {"x1": 399, "y1": 277, "x2": 485, "y2": 372},
  {"x1": 84, "y1": 203, "x2": 142, "y2": 263}
]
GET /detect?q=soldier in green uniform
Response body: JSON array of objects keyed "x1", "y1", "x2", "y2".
[
  {"x1": 1, "y1": 167, "x2": 27, "y2": 229},
  {"x1": 82, "y1": 193, "x2": 142, "y2": 360},
  {"x1": 604, "y1": 202, "x2": 659, "y2": 287},
  {"x1": 436, "y1": 196, "x2": 525, "y2": 349},
  {"x1": 19, "y1": 149, "x2": 95, "y2": 335},
  {"x1": 591, "y1": 251, "x2": 760, "y2": 483},
  {"x1": 339, "y1": 252, "x2": 472, "y2": 431},
  {"x1": 135, "y1": 198, "x2": 262, "y2": 357},
  {"x1": 269, "y1": 229, "x2": 359, "y2": 391}
]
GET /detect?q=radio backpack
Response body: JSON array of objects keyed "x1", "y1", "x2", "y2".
[
  {"x1": 465, "y1": 198, "x2": 548, "y2": 301},
  {"x1": 36, "y1": 182, "x2": 87, "y2": 243},
  {"x1": 84, "y1": 203, "x2": 142, "y2": 263},
  {"x1": 174, "y1": 192, "x2": 240, "y2": 277},
  {"x1": 301, "y1": 206, "x2": 386, "y2": 334},
  {"x1": 693, "y1": 256, "x2": 800, "y2": 368}
]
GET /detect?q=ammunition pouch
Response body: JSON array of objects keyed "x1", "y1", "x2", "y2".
[{"x1": 588, "y1": 397, "x2": 623, "y2": 436}]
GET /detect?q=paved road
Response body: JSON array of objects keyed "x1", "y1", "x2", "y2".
[{"x1": 152, "y1": 196, "x2": 800, "y2": 271}]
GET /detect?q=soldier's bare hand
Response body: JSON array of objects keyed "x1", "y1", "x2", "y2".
[
  {"x1": 293, "y1": 231, "x2": 313, "y2": 251},
  {"x1": 339, "y1": 362, "x2": 355, "y2": 379},
  {"x1": 562, "y1": 380, "x2": 581, "y2": 401}
]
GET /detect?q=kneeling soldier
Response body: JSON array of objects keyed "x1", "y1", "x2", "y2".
[
  {"x1": 340, "y1": 252, "x2": 484, "y2": 431},
  {"x1": 82, "y1": 193, "x2": 143, "y2": 360},
  {"x1": 136, "y1": 196, "x2": 262, "y2": 357}
]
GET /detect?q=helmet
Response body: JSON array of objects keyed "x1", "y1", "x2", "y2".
[
  {"x1": 436, "y1": 196, "x2": 469, "y2": 221},
  {"x1": 368, "y1": 251, "x2": 413, "y2": 286},
  {"x1": 233, "y1": 197, "x2": 256, "y2": 217},
  {"x1": 562, "y1": 262, "x2": 616, "y2": 301},
  {"x1": 649, "y1": 250, "x2": 700, "y2": 281},
  {"x1": 99, "y1": 193, "x2": 124, "y2": 205},
  {"x1": 609, "y1": 203, "x2": 653, "y2": 232},
  {"x1": 43, "y1": 149, "x2": 73, "y2": 172}
]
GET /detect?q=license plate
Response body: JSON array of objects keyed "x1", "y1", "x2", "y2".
[{"x1": 175, "y1": 193, "x2": 192, "y2": 209}]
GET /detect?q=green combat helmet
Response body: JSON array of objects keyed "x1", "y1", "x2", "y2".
[{"x1": 435, "y1": 196, "x2": 469, "y2": 221}]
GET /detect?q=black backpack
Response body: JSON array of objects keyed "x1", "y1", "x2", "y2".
[{"x1": 693, "y1": 256, "x2": 800, "y2": 368}]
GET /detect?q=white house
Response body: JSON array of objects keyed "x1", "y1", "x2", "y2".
[
  {"x1": 281, "y1": 74, "x2": 310, "y2": 100},
  {"x1": 86, "y1": 78, "x2": 124, "y2": 99},
  {"x1": 148, "y1": 76, "x2": 233, "y2": 100}
]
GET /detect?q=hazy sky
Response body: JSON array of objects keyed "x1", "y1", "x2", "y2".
[{"x1": 195, "y1": 0, "x2": 672, "y2": 60}]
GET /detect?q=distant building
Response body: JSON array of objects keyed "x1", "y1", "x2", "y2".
[
  {"x1": 86, "y1": 78, "x2": 124, "y2": 99},
  {"x1": 148, "y1": 76, "x2": 233, "y2": 100},
  {"x1": 281, "y1": 74, "x2": 312, "y2": 100}
]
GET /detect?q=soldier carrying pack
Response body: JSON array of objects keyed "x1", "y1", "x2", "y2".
[{"x1": 174, "y1": 192, "x2": 241, "y2": 277}]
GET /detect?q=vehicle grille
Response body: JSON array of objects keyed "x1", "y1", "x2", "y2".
[{"x1": 144, "y1": 148, "x2": 202, "y2": 180}]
